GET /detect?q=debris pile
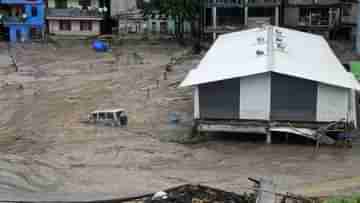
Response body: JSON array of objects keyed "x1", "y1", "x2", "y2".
[{"x1": 144, "y1": 185, "x2": 256, "y2": 203}]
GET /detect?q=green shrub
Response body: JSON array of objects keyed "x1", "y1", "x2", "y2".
[{"x1": 324, "y1": 194, "x2": 360, "y2": 203}]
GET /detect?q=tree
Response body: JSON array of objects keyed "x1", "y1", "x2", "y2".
[{"x1": 142, "y1": 0, "x2": 202, "y2": 46}]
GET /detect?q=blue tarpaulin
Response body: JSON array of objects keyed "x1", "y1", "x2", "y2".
[{"x1": 92, "y1": 40, "x2": 109, "y2": 52}]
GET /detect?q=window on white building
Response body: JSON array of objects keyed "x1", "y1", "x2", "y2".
[
  {"x1": 80, "y1": 21, "x2": 92, "y2": 31},
  {"x1": 59, "y1": 20, "x2": 71, "y2": 31}
]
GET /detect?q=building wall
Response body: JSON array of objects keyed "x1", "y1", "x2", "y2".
[
  {"x1": 49, "y1": 20, "x2": 59, "y2": 32},
  {"x1": 199, "y1": 78, "x2": 240, "y2": 120},
  {"x1": 48, "y1": 0, "x2": 99, "y2": 8},
  {"x1": 48, "y1": 0, "x2": 54, "y2": 8},
  {"x1": 317, "y1": 0, "x2": 341, "y2": 5},
  {"x1": 147, "y1": 19, "x2": 191, "y2": 34},
  {"x1": 270, "y1": 73, "x2": 318, "y2": 122},
  {"x1": 239, "y1": 73, "x2": 271, "y2": 120},
  {"x1": 283, "y1": 4, "x2": 341, "y2": 28},
  {"x1": 194, "y1": 86, "x2": 200, "y2": 119},
  {"x1": 316, "y1": 83, "x2": 349, "y2": 122},
  {"x1": 48, "y1": 20, "x2": 100, "y2": 35},
  {"x1": 119, "y1": 19, "x2": 146, "y2": 34},
  {"x1": 196, "y1": 73, "x2": 353, "y2": 123},
  {"x1": 287, "y1": 0, "x2": 341, "y2": 5},
  {"x1": 284, "y1": 7, "x2": 299, "y2": 26},
  {"x1": 111, "y1": 0, "x2": 137, "y2": 16},
  {"x1": 342, "y1": 2, "x2": 358, "y2": 24}
]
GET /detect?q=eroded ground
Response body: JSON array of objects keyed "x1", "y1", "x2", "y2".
[{"x1": 0, "y1": 40, "x2": 359, "y2": 198}]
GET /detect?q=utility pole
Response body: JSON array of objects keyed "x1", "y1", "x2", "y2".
[{"x1": 212, "y1": 0, "x2": 217, "y2": 41}]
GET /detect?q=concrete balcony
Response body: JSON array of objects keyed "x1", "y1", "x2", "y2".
[
  {"x1": 2, "y1": 16, "x2": 25, "y2": 25},
  {"x1": 0, "y1": 0, "x2": 43, "y2": 4},
  {"x1": 286, "y1": 0, "x2": 341, "y2": 6},
  {"x1": 205, "y1": 25, "x2": 245, "y2": 34},
  {"x1": 205, "y1": 0, "x2": 244, "y2": 8},
  {"x1": 46, "y1": 8, "x2": 104, "y2": 20},
  {"x1": 247, "y1": 0, "x2": 281, "y2": 7},
  {"x1": 2, "y1": 16, "x2": 42, "y2": 26}
]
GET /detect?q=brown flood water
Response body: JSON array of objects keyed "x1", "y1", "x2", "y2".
[
  {"x1": 0, "y1": 41, "x2": 358, "y2": 198},
  {"x1": 17, "y1": 131, "x2": 357, "y2": 197}
]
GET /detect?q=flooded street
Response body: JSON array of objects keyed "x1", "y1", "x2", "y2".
[{"x1": 0, "y1": 41, "x2": 358, "y2": 198}]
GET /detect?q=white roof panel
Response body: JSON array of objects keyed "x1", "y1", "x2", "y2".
[
  {"x1": 180, "y1": 26, "x2": 360, "y2": 90},
  {"x1": 91, "y1": 108, "x2": 125, "y2": 114}
]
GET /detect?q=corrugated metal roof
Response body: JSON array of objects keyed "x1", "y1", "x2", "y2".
[{"x1": 180, "y1": 26, "x2": 360, "y2": 90}]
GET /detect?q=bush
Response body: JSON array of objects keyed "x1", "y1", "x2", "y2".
[{"x1": 324, "y1": 195, "x2": 360, "y2": 203}]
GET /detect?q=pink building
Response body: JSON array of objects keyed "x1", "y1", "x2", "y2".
[{"x1": 46, "y1": 0, "x2": 104, "y2": 36}]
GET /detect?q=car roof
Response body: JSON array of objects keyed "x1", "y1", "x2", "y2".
[{"x1": 91, "y1": 108, "x2": 124, "y2": 114}]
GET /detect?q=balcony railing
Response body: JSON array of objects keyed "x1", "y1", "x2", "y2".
[
  {"x1": 297, "y1": 17, "x2": 331, "y2": 27},
  {"x1": 247, "y1": 0, "x2": 281, "y2": 6},
  {"x1": 1, "y1": 16, "x2": 34, "y2": 25},
  {"x1": 205, "y1": 25, "x2": 245, "y2": 33},
  {"x1": 205, "y1": 0, "x2": 243, "y2": 8},
  {"x1": 1, "y1": 16, "x2": 22, "y2": 24},
  {"x1": 205, "y1": 0, "x2": 281, "y2": 7},
  {"x1": 0, "y1": 0, "x2": 43, "y2": 4},
  {"x1": 47, "y1": 8, "x2": 104, "y2": 19},
  {"x1": 286, "y1": 0, "x2": 341, "y2": 6}
]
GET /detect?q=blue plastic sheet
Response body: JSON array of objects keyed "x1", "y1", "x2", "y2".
[{"x1": 92, "y1": 40, "x2": 109, "y2": 52}]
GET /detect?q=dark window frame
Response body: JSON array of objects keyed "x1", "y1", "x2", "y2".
[
  {"x1": 31, "y1": 6, "x2": 37, "y2": 17},
  {"x1": 59, "y1": 20, "x2": 71, "y2": 31},
  {"x1": 80, "y1": 21, "x2": 93, "y2": 31}
]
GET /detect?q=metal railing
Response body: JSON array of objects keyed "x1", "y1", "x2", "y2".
[
  {"x1": 205, "y1": 0, "x2": 243, "y2": 7},
  {"x1": 47, "y1": 8, "x2": 104, "y2": 18}
]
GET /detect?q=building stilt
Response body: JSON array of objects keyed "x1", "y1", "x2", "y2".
[
  {"x1": 357, "y1": 0, "x2": 360, "y2": 54},
  {"x1": 266, "y1": 130, "x2": 272, "y2": 144}
]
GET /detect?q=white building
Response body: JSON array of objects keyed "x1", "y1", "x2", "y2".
[
  {"x1": 181, "y1": 26, "x2": 360, "y2": 143},
  {"x1": 109, "y1": 0, "x2": 146, "y2": 34},
  {"x1": 47, "y1": 0, "x2": 104, "y2": 36}
]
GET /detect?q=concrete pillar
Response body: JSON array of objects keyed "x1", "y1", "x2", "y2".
[
  {"x1": 266, "y1": 130, "x2": 272, "y2": 144},
  {"x1": 212, "y1": 0, "x2": 217, "y2": 41},
  {"x1": 194, "y1": 86, "x2": 200, "y2": 119},
  {"x1": 20, "y1": 27, "x2": 29, "y2": 42},
  {"x1": 275, "y1": 6, "x2": 279, "y2": 26},
  {"x1": 356, "y1": 0, "x2": 360, "y2": 55},
  {"x1": 244, "y1": 6, "x2": 248, "y2": 26},
  {"x1": 9, "y1": 27, "x2": 17, "y2": 43},
  {"x1": 25, "y1": 4, "x2": 32, "y2": 17}
]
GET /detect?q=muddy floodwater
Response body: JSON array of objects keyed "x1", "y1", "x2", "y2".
[
  {"x1": 2, "y1": 132, "x2": 360, "y2": 197},
  {"x1": 0, "y1": 41, "x2": 359, "y2": 198}
]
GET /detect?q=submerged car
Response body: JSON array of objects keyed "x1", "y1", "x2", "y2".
[{"x1": 88, "y1": 108, "x2": 128, "y2": 127}]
